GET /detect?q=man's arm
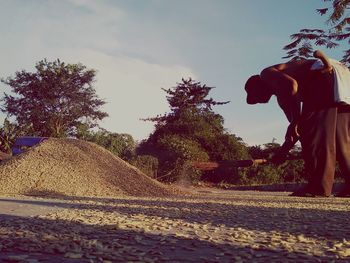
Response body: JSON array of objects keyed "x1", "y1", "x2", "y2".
[
  {"x1": 277, "y1": 97, "x2": 301, "y2": 142},
  {"x1": 261, "y1": 65, "x2": 302, "y2": 164},
  {"x1": 260, "y1": 66, "x2": 301, "y2": 124},
  {"x1": 271, "y1": 98, "x2": 301, "y2": 165},
  {"x1": 261, "y1": 66, "x2": 298, "y2": 97}
]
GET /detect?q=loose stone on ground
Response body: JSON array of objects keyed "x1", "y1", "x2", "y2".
[{"x1": 0, "y1": 190, "x2": 349, "y2": 262}]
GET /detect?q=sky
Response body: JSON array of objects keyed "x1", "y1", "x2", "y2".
[{"x1": 0, "y1": 0, "x2": 343, "y2": 146}]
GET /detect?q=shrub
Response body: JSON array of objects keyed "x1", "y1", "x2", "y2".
[
  {"x1": 130, "y1": 155, "x2": 158, "y2": 178},
  {"x1": 158, "y1": 135, "x2": 209, "y2": 161}
]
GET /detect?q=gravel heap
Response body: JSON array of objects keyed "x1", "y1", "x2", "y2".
[{"x1": 0, "y1": 138, "x2": 176, "y2": 198}]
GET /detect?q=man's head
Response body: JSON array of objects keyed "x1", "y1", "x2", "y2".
[{"x1": 244, "y1": 75, "x2": 273, "y2": 104}]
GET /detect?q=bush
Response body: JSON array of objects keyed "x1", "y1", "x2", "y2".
[
  {"x1": 280, "y1": 159, "x2": 305, "y2": 183},
  {"x1": 76, "y1": 126, "x2": 136, "y2": 160},
  {"x1": 246, "y1": 165, "x2": 284, "y2": 185},
  {"x1": 165, "y1": 159, "x2": 202, "y2": 184},
  {"x1": 158, "y1": 135, "x2": 209, "y2": 161},
  {"x1": 130, "y1": 155, "x2": 158, "y2": 178}
]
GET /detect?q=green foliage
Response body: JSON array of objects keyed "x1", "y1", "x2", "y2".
[
  {"x1": 139, "y1": 78, "x2": 249, "y2": 183},
  {"x1": 243, "y1": 164, "x2": 285, "y2": 185},
  {"x1": 241, "y1": 143, "x2": 305, "y2": 185},
  {"x1": 205, "y1": 133, "x2": 249, "y2": 161},
  {"x1": 279, "y1": 159, "x2": 305, "y2": 183},
  {"x1": 129, "y1": 155, "x2": 159, "y2": 178},
  {"x1": 154, "y1": 135, "x2": 209, "y2": 183},
  {"x1": 138, "y1": 134, "x2": 209, "y2": 183},
  {"x1": 284, "y1": 0, "x2": 350, "y2": 66},
  {"x1": 92, "y1": 130, "x2": 135, "y2": 160},
  {"x1": 158, "y1": 135, "x2": 209, "y2": 161},
  {"x1": 1, "y1": 59, "x2": 108, "y2": 137},
  {"x1": 242, "y1": 159, "x2": 305, "y2": 185},
  {"x1": 0, "y1": 118, "x2": 25, "y2": 153},
  {"x1": 76, "y1": 125, "x2": 135, "y2": 160}
]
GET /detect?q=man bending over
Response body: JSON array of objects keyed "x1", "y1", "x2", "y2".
[{"x1": 245, "y1": 50, "x2": 350, "y2": 197}]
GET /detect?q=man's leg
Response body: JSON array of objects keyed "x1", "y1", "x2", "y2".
[
  {"x1": 300, "y1": 107, "x2": 337, "y2": 196},
  {"x1": 335, "y1": 106, "x2": 350, "y2": 196}
]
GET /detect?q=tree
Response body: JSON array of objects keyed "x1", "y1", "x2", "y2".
[
  {"x1": 1, "y1": 59, "x2": 108, "y2": 137},
  {"x1": 139, "y1": 78, "x2": 250, "y2": 183},
  {"x1": 284, "y1": 0, "x2": 350, "y2": 66},
  {"x1": 0, "y1": 118, "x2": 26, "y2": 153}
]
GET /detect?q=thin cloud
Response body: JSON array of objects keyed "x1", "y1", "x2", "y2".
[
  {"x1": 0, "y1": 0, "x2": 197, "y2": 140},
  {"x1": 0, "y1": 0, "x2": 329, "y2": 145}
]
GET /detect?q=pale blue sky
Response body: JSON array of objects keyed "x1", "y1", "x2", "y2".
[{"x1": 0, "y1": 0, "x2": 343, "y2": 145}]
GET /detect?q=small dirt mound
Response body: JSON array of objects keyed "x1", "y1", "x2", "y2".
[{"x1": 0, "y1": 138, "x2": 178, "y2": 198}]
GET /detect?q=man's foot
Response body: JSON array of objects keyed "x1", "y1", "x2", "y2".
[{"x1": 290, "y1": 190, "x2": 315, "y2": 197}]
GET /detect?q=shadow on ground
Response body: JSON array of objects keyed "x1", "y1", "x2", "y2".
[
  {"x1": 0, "y1": 192, "x2": 349, "y2": 243},
  {"x1": 0, "y1": 212, "x2": 346, "y2": 263}
]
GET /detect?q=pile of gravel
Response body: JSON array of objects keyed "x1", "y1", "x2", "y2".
[{"x1": 0, "y1": 138, "x2": 177, "y2": 198}]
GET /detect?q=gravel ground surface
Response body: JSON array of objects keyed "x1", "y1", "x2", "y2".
[
  {"x1": 0, "y1": 138, "x2": 349, "y2": 262},
  {"x1": 0, "y1": 189, "x2": 349, "y2": 262}
]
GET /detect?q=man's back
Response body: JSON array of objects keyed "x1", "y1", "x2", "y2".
[{"x1": 262, "y1": 59, "x2": 316, "y2": 95}]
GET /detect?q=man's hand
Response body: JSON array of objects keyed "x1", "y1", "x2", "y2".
[
  {"x1": 270, "y1": 151, "x2": 288, "y2": 165},
  {"x1": 270, "y1": 139, "x2": 298, "y2": 165},
  {"x1": 313, "y1": 50, "x2": 333, "y2": 74}
]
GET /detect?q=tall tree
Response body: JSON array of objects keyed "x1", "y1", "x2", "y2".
[
  {"x1": 139, "y1": 78, "x2": 250, "y2": 183},
  {"x1": 284, "y1": 0, "x2": 350, "y2": 66},
  {"x1": 1, "y1": 59, "x2": 108, "y2": 137}
]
